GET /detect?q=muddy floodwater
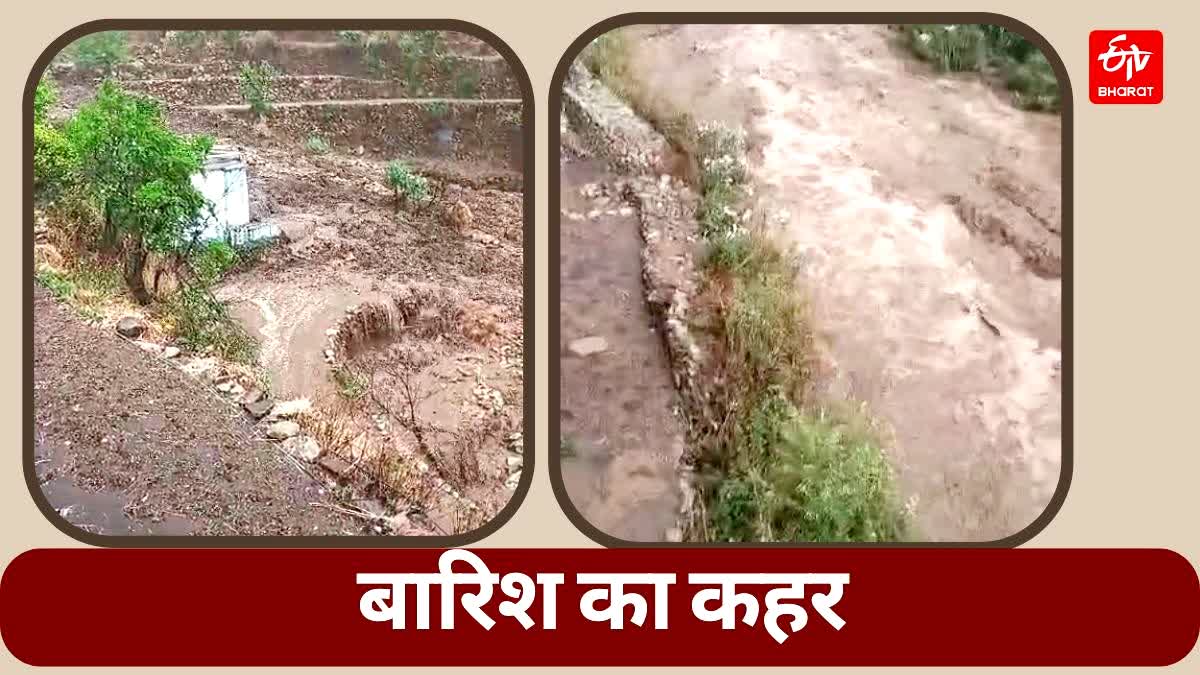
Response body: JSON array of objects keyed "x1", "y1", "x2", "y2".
[{"x1": 564, "y1": 24, "x2": 1064, "y2": 542}]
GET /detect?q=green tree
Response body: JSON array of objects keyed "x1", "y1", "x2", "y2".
[
  {"x1": 64, "y1": 81, "x2": 213, "y2": 303},
  {"x1": 33, "y1": 79, "x2": 76, "y2": 202}
]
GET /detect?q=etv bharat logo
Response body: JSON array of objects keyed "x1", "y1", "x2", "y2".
[{"x1": 1089, "y1": 30, "x2": 1163, "y2": 104}]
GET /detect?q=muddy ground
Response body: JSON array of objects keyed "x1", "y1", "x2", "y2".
[
  {"x1": 33, "y1": 287, "x2": 363, "y2": 536},
  {"x1": 567, "y1": 24, "x2": 1063, "y2": 542},
  {"x1": 558, "y1": 159, "x2": 686, "y2": 542}
]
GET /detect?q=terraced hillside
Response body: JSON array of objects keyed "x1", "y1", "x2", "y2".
[{"x1": 37, "y1": 30, "x2": 526, "y2": 537}]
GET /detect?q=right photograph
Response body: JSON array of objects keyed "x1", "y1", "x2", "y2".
[{"x1": 555, "y1": 21, "x2": 1067, "y2": 544}]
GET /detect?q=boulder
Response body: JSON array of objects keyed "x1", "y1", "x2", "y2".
[
  {"x1": 266, "y1": 420, "x2": 301, "y2": 440},
  {"x1": 282, "y1": 435, "x2": 321, "y2": 461},
  {"x1": 116, "y1": 316, "x2": 146, "y2": 338},
  {"x1": 244, "y1": 398, "x2": 274, "y2": 420}
]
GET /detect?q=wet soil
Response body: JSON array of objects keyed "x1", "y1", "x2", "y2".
[
  {"x1": 620, "y1": 24, "x2": 1063, "y2": 541},
  {"x1": 558, "y1": 158, "x2": 685, "y2": 542},
  {"x1": 32, "y1": 286, "x2": 364, "y2": 537}
]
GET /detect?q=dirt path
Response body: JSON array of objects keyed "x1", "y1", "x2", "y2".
[
  {"x1": 558, "y1": 158, "x2": 685, "y2": 542},
  {"x1": 623, "y1": 24, "x2": 1063, "y2": 541},
  {"x1": 32, "y1": 287, "x2": 364, "y2": 537}
]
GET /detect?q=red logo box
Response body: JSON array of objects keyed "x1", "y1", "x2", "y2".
[{"x1": 1090, "y1": 30, "x2": 1163, "y2": 104}]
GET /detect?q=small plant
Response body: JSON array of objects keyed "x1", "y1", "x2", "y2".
[
  {"x1": 190, "y1": 240, "x2": 240, "y2": 285},
  {"x1": 160, "y1": 284, "x2": 258, "y2": 364},
  {"x1": 902, "y1": 24, "x2": 1060, "y2": 112},
  {"x1": 332, "y1": 365, "x2": 369, "y2": 400},
  {"x1": 238, "y1": 61, "x2": 278, "y2": 118},
  {"x1": 703, "y1": 232, "x2": 754, "y2": 273},
  {"x1": 453, "y1": 68, "x2": 481, "y2": 98},
  {"x1": 169, "y1": 30, "x2": 207, "y2": 50},
  {"x1": 423, "y1": 100, "x2": 449, "y2": 119},
  {"x1": 304, "y1": 134, "x2": 331, "y2": 154},
  {"x1": 219, "y1": 30, "x2": 245, "y2": 50},
  {"x1": 33, "y1": 80, "x2": 76, "y2": 203},
  {"x1": 385, "y1": 160, "x2": 429, "y2": 210},
  {"x1": 65, "y1": 31, "x2": 129, "y2": 73},
  {"x1": 696, "y1": 181, "x2": 741, "y2": 239}
]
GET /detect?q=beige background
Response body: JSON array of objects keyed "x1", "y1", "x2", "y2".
[{"x1": 3, "y1": 1, "x2": 1197, "y2": 672}]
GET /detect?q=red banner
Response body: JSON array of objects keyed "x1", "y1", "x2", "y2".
[{"x1": 2, "y1": 548, "x2": 1197, "y2": 666}]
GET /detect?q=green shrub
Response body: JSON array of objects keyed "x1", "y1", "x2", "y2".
[
  {"x1": 385, "y1": 160, "x2": 429, "y2": 208},
  {"x1": 169, "y1": 30, "x2": 207, "y2": 50},
  {"x1": 33, "y1": 79, "x2": 57, "y2": 124},
  {"x1": 66, "y1": 32, "x2": 129, "y2": 73},
  {"x1": 903, "y1": 24, "x2": 1060, "y2": 112},
  {"x1": 190, "y1": 240, "x2": 239, "y2": 284},
  {"x1": 219, "y1": 30, "x2": 245, "y2": 49},
  {"x1": 423, "y1": 100, "x2": 449, "y2": 119},
  {"x1": 33, "y1": 83, "x2": 77, "y2": 203},
  {"x1": 696, "y1": 121, "x2": 748, "y2": 191},
  {"x1": 394, "y1": 31, "x2": 444, "y2": 88},
  {"x1": 239, "y1": 61, "x2": 278, "y2": 118},
  {"x1": 64, "y1": 81, "x2": 213, "y2": 301},
  {"x1": 697, "y1": 181, "x2": 741, "y2": 238},
  {"x1": 453, "y1": 68, "x2": 481, "y2": 98},
  {"x1": 304, "y1": 134, "x2": 331, "y2": 154},
  {"x1": 703, "y1": 232, "x2": 754, "y2": 273},
  {"x1": 332, "y1": 365, "x2": 369, "y2": 400},
  {"x1": 161, "y1": 284, "x2": 257, "y2": 363}
]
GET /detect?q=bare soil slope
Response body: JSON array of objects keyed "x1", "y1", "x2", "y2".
[{"x1": 33, "y1": 286, "x2": 362, "y2": 536}]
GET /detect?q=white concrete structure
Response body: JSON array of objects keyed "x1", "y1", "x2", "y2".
[{"x1": 191, "y1": 144, "x2": 278, "y2": 245}]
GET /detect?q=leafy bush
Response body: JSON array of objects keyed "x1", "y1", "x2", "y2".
[
  {"x1": 453, "y1": 68, "x2": 481, "y2": 98},
  {"x1": 385, "y1": 160, "x2": 429, "y2": 208},
  {"x1": 423, "y1": 100, "x2": 449, "y2": 119},
  {"x1": 238, "y1": 61, "x2": 278, "y2": 118},
  {"x1": 169, "y1": 30, "x2": 207, "y2": 50},
  {"x1": 160, "y1": 284, "x2": 257, "y2": 363},
  {"x1": 65, "y1": 32, "x2": 129, "y2": 73},
  {"x1": 220, "y1": 30, "x2": 245, "y2": 49},
  {"x1": 696, "y1": 122, "x2": 748, "y2": 191},
  {"x1": 64, "y1": 81, "x2": 213, "y2": 302},
  {"x1": 33, "y1": 80, "x2": 76, "y2": 202},
  {"x1": 702, "y1": 232, "x2": 754, "y2": 273},
  {"x1": 902, "y1": 24, "x2": 1060, "y2": 112},
  {"x1": 332, "y1": 365, "x2": 369, "y2": 400},
  {"x1": 710, "y1": 393, "x2": 905, "y2": 543},
  {"x1": 190, "y1": 240, "x2": 239, "y2": 285},
  {"x1": 33, "y1": 79, "x2": 56, "y2": 124},
  {"x1": 304, "y1": 134, "x2": 331, "y2": 154},
  {"x1": 394, "y1": 31, "x2": 444, "y2": 88},
  {"x1": 697, "y1": 181, "x2": 741, "y2": 239}
]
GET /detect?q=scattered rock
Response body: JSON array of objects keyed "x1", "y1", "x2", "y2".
[
  {"x1": 244, "y1": 398, "x2": 275, "y2": 420},
  {"x1": 179, "y1": 357, "x2": 219, "y2": 381},
  {"x1": 318, "y1": 454, "x2": 351, "y2": 476},
  {"x1": 116, "y1": 316, "x2": 146, "y2": 338},
  {"x1": 228, "y1": 383, "x2": 246, "y2": 397},
  {"x1": 240, "y1": 388, "x2": 265, "y2": 405},
  {"x1": 162, "y1": 346, "x2": 181, "y2": 359},
  {"x1": 134, "y1": 340, "x2": 161, "y2": 354},
  {"x1": 282, "y1": 434, "x2": 321, "y2": 461},
  {"x1": 266, "y1": 420, "x2": 301, "y2": 440},
  {"x1": 216, "y1": 380, "x2": 235, "y2": 393},
  {"x1": 568, "y1": 336, "x2": 609, "y2": 357},
  {"x1": 506, "y1": 454, "x2": 523, "y2": 471},
  {"x1": 269, "y1": 398, "x2": 312, "y2": 419}
]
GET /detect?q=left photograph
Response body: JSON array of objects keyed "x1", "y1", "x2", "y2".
[{"x1": 28, "y1": 26, "x2": 529, "y2": 539}]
